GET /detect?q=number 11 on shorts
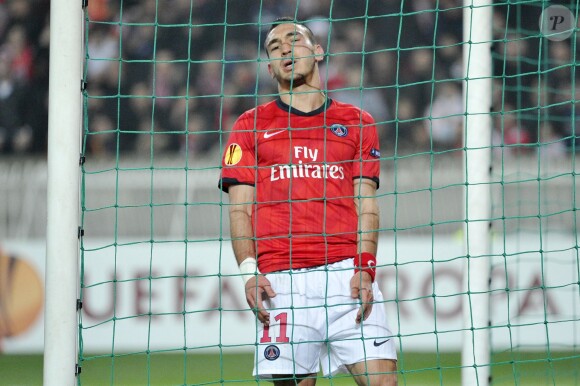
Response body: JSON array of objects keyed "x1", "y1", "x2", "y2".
[{"x1": 260, "y1": 312, "x2": 290, "y2": 343}]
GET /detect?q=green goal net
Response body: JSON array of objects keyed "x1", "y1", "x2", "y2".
[{"x1": 76, "y1": 1, "x2": 580, "y2": 385}]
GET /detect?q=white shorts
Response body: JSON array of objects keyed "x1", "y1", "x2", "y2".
[{"x1": 253, "y1": 258, "x2": 397, "y2": 378}]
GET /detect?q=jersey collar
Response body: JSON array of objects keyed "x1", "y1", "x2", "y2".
[{"x1": 275, "y1": 97, "x2": 333, "y2": 116}]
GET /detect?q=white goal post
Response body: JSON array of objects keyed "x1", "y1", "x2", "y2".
[
  {"x1": 462, "y1": 1, "x2": 493, "y2": 386},
  {"x1": 44, "y1": 0, "x2": 83, "y2": 385}
]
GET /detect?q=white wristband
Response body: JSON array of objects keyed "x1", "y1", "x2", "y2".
[{"x1": 239, "y1": 257, "x2": 259, "y2": 285}]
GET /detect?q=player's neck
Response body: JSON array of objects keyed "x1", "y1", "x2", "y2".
[{"x1": 278, "y1": 86, "x2": 326, "y2": 113}]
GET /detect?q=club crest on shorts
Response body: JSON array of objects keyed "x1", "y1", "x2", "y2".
[
  {"x1": 330, "y1": 124, "x2": 348, "y2": 137},
  {"x1": 264, "y1": 345, "x2": 280, "y2": 361}
]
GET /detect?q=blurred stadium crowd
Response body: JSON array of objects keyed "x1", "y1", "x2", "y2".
[{"x1": 0, "y1": 0, "x2": 574, "y2": 159}]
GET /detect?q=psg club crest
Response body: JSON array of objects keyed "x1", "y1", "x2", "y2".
[
  {"x1": 264, "y1": 345, "x2": 280, "y2": 361},
  {"x1": 330, "y1": 124, "x2": 348, "y2": 137}
]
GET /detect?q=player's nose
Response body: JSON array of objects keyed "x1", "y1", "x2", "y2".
[{"x1": 280, "y1": 42, "x2": 292, "y2": 55}]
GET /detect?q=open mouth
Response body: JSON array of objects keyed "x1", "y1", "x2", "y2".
[{"x1": 282, "y1": 59, "x2": 295, "y2": 71}]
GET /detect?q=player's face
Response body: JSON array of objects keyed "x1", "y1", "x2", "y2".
[{"x1": 265, "y1": 23, "x2": 323, "y2": 86}]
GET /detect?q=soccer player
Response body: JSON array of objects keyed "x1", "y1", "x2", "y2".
[{"x1": 219, "y1": 17, "x2": 397, "y2": 386}]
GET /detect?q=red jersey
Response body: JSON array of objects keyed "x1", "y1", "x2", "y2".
[{"x1": 219, "y1": 98, "x2": 381, "y2": 273}]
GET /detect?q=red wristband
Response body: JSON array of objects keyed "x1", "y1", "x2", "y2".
[{"x1": 355, "y1": 252, "x2": 376, "y2": 282}]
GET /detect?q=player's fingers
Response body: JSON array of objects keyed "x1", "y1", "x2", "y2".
[
  {"x1": 264, "y1": 284, "x2": 277, "y2": 298},
  {"x1": 254, "y1": 288, "x2": 270, "y2": 325},
  {"x1": 362, "y1": 302, "x2": 374, "y2": 321},
  {"x1": 357, "y1": 287, "x2": 374, "y2": 322},
  {"x1": 361, "y1": 287, "x2": 373, "y2": 302},
  {"x1": 257, "y1": 309, "x2": 269, "y2": 325},
  {"x1": 245, "y1": 287, "x2": 257, "y2": 310},
  {"x1": 356, "y1": 307, "x2": 362, "y2": 323},
  {"x1": 245, "y1": 285, "x2": 262, "y2": 311},
  {"x1": 351, "y1": 286, "x2": 360, "y2": 299}
]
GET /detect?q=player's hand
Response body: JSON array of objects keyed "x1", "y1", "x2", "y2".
[
  {"x1": 245, "y1": 274, "x2": 277, "y2": 326},
  {"x1": 350, "y1": 271, "x2": 374, "y2": 323}
]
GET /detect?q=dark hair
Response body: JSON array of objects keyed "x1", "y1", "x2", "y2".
[{"x1": 264, "y1": 16, "x2": 317, "y2": 52}]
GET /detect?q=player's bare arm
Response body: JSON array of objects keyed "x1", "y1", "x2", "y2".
[
  {"x1": 228, "y1": 184, "x2": 255, "y2": 264},
  {"x1": 354, "y1": 178, "x2": 379, "y2": 255},
  {"x1": 228, "y1": 184, "x2": 276, "y2": 326},
  {"x1": 352, "y1": 178, "x2": 379, "y2": 323}
]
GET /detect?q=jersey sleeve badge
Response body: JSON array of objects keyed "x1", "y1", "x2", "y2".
[{"x1": 224, "y1": 143, "x2": 243, "y2": 166}]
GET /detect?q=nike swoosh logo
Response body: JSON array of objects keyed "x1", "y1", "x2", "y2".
[
  {"x1": 373, "y1": 339, "x2": 390, "y2": 347},
  {"x1": 264, "y1": 130, "x2": 285, "y2": 139}
]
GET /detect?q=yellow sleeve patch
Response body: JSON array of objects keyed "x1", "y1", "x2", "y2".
[{"x1": 224, "y1": 143, "x2": 243, "y2": 166}]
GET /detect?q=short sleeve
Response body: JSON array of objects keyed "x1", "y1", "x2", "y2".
[
  {"x1": 352, "y1": 111, "x2": 381, "y2": 189},
  {"x1": 218, "y1": 112, "x2": 258, "y2": 192}
]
